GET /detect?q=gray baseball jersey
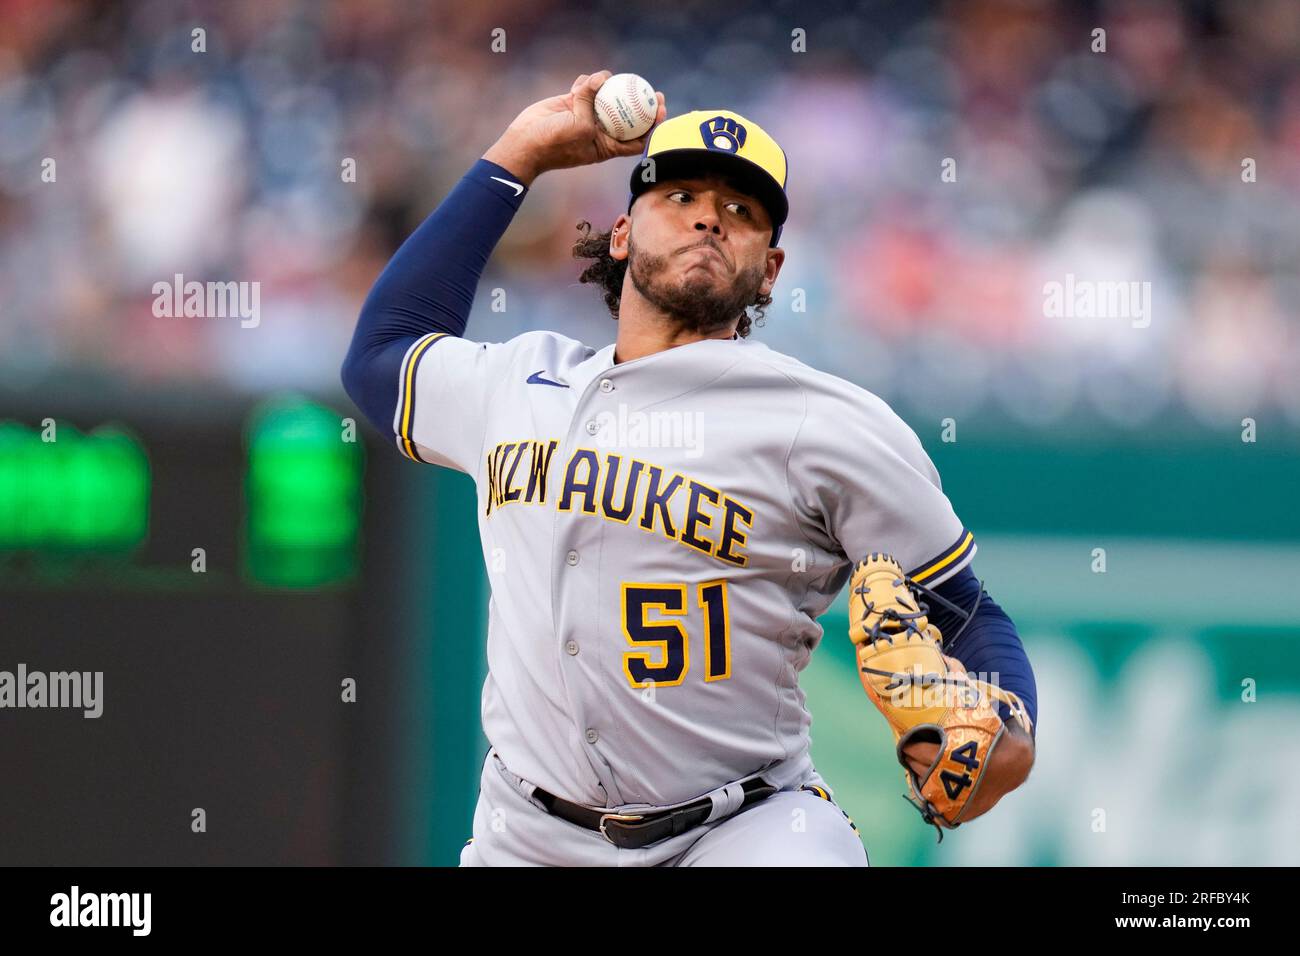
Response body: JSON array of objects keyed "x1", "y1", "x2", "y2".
[{"x1": 393, "y1": 329, "x2": 974, "y2": 810}]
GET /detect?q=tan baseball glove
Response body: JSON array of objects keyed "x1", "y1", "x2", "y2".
[{"x1": 847, "y1": 553, "x2": 1033, "y2": 841}]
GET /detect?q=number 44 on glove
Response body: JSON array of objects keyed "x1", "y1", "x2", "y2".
[{"x1": 848, "y1": 553, "x2": 1033, "y2": 842}]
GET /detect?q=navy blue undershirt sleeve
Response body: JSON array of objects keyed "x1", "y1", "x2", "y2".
[
  {"x1": 924, "y1": 564, "x2": 1039, "y2": 737},
  {"x1": 340, "y1": 158, "x2": 530, "y2": 434}
]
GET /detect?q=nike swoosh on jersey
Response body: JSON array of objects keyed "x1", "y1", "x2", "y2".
[
  {"x1": 490, "y1": 176, "x2": 524, "y2": 196},
  {"x1": 526, "y1": 370, "x2": 569, "y2": 388}
]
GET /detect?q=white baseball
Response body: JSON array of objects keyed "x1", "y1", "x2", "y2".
[{"x1": 593, "y1": 73, "x2": 658, "y2": 141}]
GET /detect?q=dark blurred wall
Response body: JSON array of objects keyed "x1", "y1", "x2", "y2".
[{"x1": 0, "y1": 390, "x2": 486, "y2": 865}]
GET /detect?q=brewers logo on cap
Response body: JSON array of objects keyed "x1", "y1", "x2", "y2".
[{"x1": 628, "y1": 109, "x2": 789, "y2": 247}]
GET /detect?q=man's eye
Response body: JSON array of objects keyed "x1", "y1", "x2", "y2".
[{"x1": 668, "y1": 192, "x2": 749, "y2": 216}]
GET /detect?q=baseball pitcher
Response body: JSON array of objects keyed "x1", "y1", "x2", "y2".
[{"x1": 341, "y1": 70, "x2": 1038, "y2": 866}]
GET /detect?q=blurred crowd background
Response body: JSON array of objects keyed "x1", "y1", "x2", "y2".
[
  {"x1": 2, "y1": 0, "x2": 1298, "y2": 867},
  {"x1": 2, "y1": 0, "x2": 1298, "y2": 427}
]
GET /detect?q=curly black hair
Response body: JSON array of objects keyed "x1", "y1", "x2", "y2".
[{"x1": 571, "y1": 220, "x2": 771, "y2": 338}]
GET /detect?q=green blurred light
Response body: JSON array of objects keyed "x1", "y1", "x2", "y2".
[
  {"x1": 244, "y1": 396, "x2": 363, "y2": 588},
  {"x1": 0, "y1": 421, "x2": 149, "y2": 553}
]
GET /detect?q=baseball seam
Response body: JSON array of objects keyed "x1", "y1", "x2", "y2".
[
  {"x1": 627, "y1": 77, "x2": 654, "y2": 124},
  {"x1": 598, "y1": 97, "x2": 626, "y2": 136}
]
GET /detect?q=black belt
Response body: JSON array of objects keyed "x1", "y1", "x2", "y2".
[{"x1": 531, "y1": 777, "x2": 778, "y2": 850}]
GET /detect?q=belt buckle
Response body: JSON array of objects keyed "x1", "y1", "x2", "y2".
[{"x1": 598, "y1": 812, "x2": 645, "y2": 845}]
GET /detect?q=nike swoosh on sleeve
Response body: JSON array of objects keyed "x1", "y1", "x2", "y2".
[{"x1": 490, "y1": 176, "x2": 524, "y2": 196}]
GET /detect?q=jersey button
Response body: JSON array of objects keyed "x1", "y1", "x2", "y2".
[
  {"x1": 565, "y1": 550, "x2": 579, "y2": 566},
  {"x1": 585, "y1": 419, "x2": 600, "y2": 435},
  {"x1": 598, "y1": 378, "x2": 614, "y2": 393},
  {"x1": 565, "y1": 640, "x2": 579, "y2": 656},
  {"x1": 585, "y1": 729, "x2": 599, "y2": 744}
]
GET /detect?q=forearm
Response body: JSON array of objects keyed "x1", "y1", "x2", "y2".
[
  {"x1": 339, "y1": 156, "x2": 529, "y2": 433},
  {"x1": 927, "y1": 565, "x2": 1037, "y2": 818},
  {"x1": 927, "y1": 565, "x2": 1038, "y2": 736}
]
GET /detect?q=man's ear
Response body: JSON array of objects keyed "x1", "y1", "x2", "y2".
[
  {"x1": 609, "y1": 214, "x2": 631, "y2": 262},
  {"x1": 759, "y1": 246, "x2": 785, "y2": 296}
]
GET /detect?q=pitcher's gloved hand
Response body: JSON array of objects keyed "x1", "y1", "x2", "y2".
[{"x1": 848, "y1": 553, "x2": 1033, "y2": 841}]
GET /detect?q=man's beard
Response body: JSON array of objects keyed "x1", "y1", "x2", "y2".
[{"x1": 626, "y1": 234, "x2": 765, "y2": 335}]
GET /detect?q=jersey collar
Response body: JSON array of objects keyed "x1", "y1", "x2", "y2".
[{"x1": 566, "y1": 336, "x2": 757, "y2": 405}]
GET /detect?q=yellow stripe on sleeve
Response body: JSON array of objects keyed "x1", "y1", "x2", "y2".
[
  {"x1": 396, "y1": 332, "x2": 449, "y2": 462},
  {"x1": 910, "y1": 530, "x2": 975, "y2": 584}
]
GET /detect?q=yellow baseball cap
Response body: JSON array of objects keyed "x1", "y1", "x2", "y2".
[{"x1": 627, "y1": 109, "x2": 789, "y2": 247}]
